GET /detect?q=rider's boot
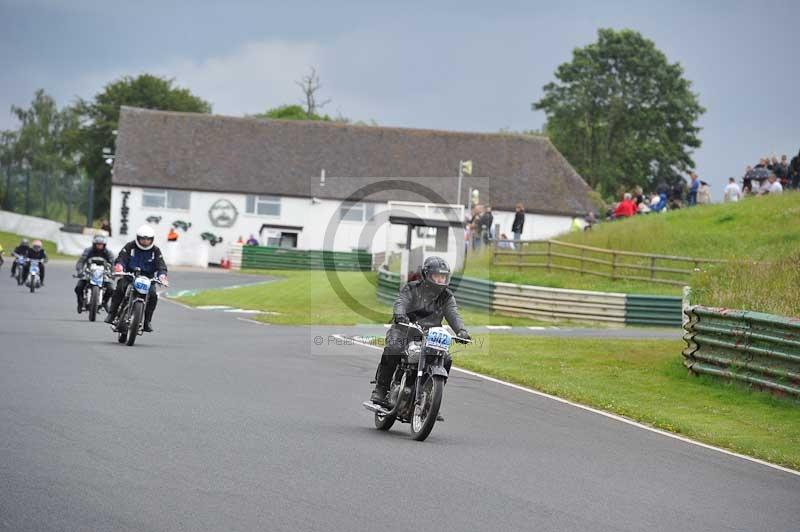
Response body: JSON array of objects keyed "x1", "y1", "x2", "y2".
[
  {"x1": 370, "y1": 385, "x2": 389, "y2": 406},
  {"x1": 143, "y1": 321, "x2": 154, "y2": 333},
  {"x1": 104, "y1": 310, "x2": 116, "y2": 324},
  {"x1": 76, "y1": 294, "x2": 84, "y2": 314}
]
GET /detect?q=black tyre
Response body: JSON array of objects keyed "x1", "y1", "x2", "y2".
[
  {"x1": 409, "y1": 375, "x2": 444, "y2": 442},
  {"x1": 16, "y1": 271, "x2": 23, "y2": 286},
  {"x1": 374, "y1": 411, "x2": 396, "y2": 431},
  {"x1": 88, "y1": 286, "x2": 99, "y2": 322},
  {"x1": 29, "y1": 277, "x2": 35, "y2": 293},
  {"x1": 126, "y1": 300, "x2": 143, "y2": 346},
  {"x1": 117, "y1": 331, "x2": 127, "y2": 343}
]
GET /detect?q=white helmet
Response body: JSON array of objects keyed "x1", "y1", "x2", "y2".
[{"x1": 135, "y1": 225, "x2": 156, "y2": 250}]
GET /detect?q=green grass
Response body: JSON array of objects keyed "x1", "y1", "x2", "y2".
[
  {"x1": 0, "y1": 230, "x2": 74, "y2": 260},
  {"x1": 177, "y1": 269, "x2": 554, "y2": 327},
  {"x1": 466, "y1": 193, "x2": 800, "y2": 307},
  {"x1": 454, "y1": 335, "x2": 800, "y2": 469}
]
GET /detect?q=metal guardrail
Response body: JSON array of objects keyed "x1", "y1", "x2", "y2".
[
  {"x1": 377, "y1": 268, "x2": 682, "y2": 326},
  {"x1": 242, "y1": 246, "x2": 372, "y2": 271},
  {"x1": 682, "y1": 306, "x2": 800, "y2": 396},
  {"x1": 492, "y1": 239, "x2": 726, "y2": 287}
]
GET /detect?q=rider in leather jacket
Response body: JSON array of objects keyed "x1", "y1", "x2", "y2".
[
  {"x1": 10, "y1": 239, "x2": 30, "y2": 278},
  {"x1": 370, "y1": 256, "x2": 470, "y2": 405},
  {"x1": 74, "y1": 234, "x2": 115, "y2": 313}
]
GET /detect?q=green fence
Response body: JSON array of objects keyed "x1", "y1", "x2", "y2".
[
  {"x1": 682, "y1": 306, "x2": 800, "y2": 396},
  {"x1": 625, "y1": 294, "x2": 682, "y2": 327},
  {"x1": 242, "y1": 246, "x2": 372, "y2": 271},
  {"x1": 376, "y1": 270, "x2": 494, "y2": 311}
]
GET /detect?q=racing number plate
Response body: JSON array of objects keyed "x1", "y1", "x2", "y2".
[
  {"x1": 426, "y1": 328, "x2": 452, "y2": 351},
  {"x1": 133, "y1": 276, "x2": 152, "y2": 294}
]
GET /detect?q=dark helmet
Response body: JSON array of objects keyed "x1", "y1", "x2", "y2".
[
  {"x1": 421, "y1": 256, "x2": 451, "y2": 295},
  {"x1": 92, "y1": 234, "x2": 107, "y2": 249},
  {"x1": 20, "y1": 238, "x2": 29, "y2": 247}
]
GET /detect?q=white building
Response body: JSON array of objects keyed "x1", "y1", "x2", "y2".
[{"x1": 110, "y1": 107, "x2": 596, "y2": 267}]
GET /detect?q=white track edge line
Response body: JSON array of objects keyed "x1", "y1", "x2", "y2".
[
  {"x1": 333, "y1": 333, "x2": 800, "y2": 478},
  {"x1": 161, "y1": 297, "x2": 196, "y2": 310},
  {"x1": 236, "y1": 317, "x2": 266, "y2": 325}
]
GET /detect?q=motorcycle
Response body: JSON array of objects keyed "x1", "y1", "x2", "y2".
[
  {"x1": 13, "y1": 254, "x2": 26, "y2": 285},
  {"x1": 110, "y1": 269, "x2": 167, "y2": 346},
  {"x1": 25, "y1": 259, "x2": 42, "y2": 293},
  {"x1": 78, "y1": 258, "x2": 112, "y2": 322},
  {"x1": 362, "y1": 322, "x2": 470, "y2": 441}
]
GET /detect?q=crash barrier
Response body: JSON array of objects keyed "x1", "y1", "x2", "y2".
[
  {"x1": 377, "y1": 268, "x2": 681, "y2": 325},
  {"x1": 492, "y1": 239, "x2": 727, "y2": 287},
  {"x1": 682, "y1": 306, "x2": 800, "y2": 396},
  {"x1": 0, "y1": 209, "x2": 63, "y2": 244},
  {"x1": 241, "y1": 245, "x2": 372, "y2": 271}
]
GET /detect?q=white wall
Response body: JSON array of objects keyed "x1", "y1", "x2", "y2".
[
  {"x1": 110, "y1": 186, "x2": 390, "y2": 265},
  {"x1": 489, "y1": 209, "x2": 582, "y2": 240}
]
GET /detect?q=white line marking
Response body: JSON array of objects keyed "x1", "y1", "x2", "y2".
[
  {"x1": 486, "y1": 325, "x2": 512, "y2": 330},
  {"x1": 198, "y1": 305, "x2": 233, "y2": 310},
  {"x1": 333, "y1": 333, "x2": 800, "y2": 477},
  {"x1": 161, "y1": 298, "x2": 196, "y2": 310},
  {"x1": 223, "y1": 309, "x2": 262, "y2": 314},
  {"x1": 527, "y1": 326, "x2": 547, "y2": 330},
  {"x1": 236, "y1": 317, "x2": 266, "y2": 325}
]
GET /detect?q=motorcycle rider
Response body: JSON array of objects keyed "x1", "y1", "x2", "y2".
[
  {"x1": 74, "y1": 234, "x2": 115, "y2": 313},
  {"x1": 104, "y1": 225, "x2": 167, "y2": 332},
  {"x1": 10, "y1": 238, "x2": 30, "y2": 278},
  {"x1": 22, "y1": 240, "x2": 48, "y2": 285},
  {"x1": 370, "y1": 256, "x2": 470, "y2": 406}
]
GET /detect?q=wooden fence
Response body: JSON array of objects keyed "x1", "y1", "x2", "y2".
[{"x1": 492, "y1": 239, "x2": 727, "y2": 286}]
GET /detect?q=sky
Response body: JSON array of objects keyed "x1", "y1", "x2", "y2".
[{"x1": 1, "y1": 0, "x2": 798, "y2": 200}]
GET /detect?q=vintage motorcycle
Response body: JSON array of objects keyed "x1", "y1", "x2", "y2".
[
  {"x1": 13, "y1": 254, "x2": 26, "y2": 285},
  {"x1": 78, "y1": 257, "x2": 112, "y2": 322},
  {"x1": 110, "y1": 269, "x2": 167, "y2": 346},
  {"x1": 25, "y1": 259, "x2": 42, "y2": 293},
  {"x1": 362, "y1": 322, "x2": 470, "y2": 441}
]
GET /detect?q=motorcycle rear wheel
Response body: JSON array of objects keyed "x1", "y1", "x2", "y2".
[
  {"x1": 126, "y1": 300, "x2": 144, "y2": 346},
  {"x1": 409, "y1": 375, "x2": 444, "y2": 442},
  {"x1": 88, "y1": 286, "x2": 99, "y2": 322}
]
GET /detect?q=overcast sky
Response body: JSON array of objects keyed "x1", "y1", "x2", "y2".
[{"x1": 1, "y1": 0, "x2": 798, "y2": 199}]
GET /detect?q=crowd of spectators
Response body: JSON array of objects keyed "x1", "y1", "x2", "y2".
[{"x1": 741, "y1": 151, "x2": 800, "y2": 196}]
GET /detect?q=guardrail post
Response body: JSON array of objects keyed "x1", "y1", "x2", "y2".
[
  {"x1": 546, "y1": 241, "x2": 552, "y2": 272},
  {"x1": 650, "y1": 256, "x2": 656, "y2": 280}
]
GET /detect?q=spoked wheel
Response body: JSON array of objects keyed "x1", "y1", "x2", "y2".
[
  {"x1": 88, "y1": 286, "x2": 99, "y2": 322},
  {"x1": 126, "y1": 300, "x2": 144, "y2": 346},
  {"x1": 374, "y1": 411, "x2": 396, "y2": 431},
  {"x1": 29, "y1": 277, "x2": 35, "y2": 293},
  {"x1": 409, "y1": 375, "x2": 444, "y2": 441}
]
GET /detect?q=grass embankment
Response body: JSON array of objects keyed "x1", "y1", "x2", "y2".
[
  {"x1": 455, "y1": 335, "x2": 800, "y2": 469},
  {"x1": 0, "y1": 231, "x2": 74, "y2": 260},
  {"x1": 177, "y1": 269, "x2": 552, "y2": 327},
  {"x1": 468, "y1": 193, "x2": 800, "y2": 313}
]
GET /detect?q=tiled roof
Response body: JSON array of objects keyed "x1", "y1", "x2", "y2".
[{"x1": 113, "y1": 107, "x2": 594, "y2": 216}]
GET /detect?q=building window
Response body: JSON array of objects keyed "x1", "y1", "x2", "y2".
[
  {"x1": 246, "y1": 195, "x2": 281, "y2": 216},
  {"x1": 339, "y1": 202, "x2": 375, "y2": 222},
  {"x1": 142, "y1": 188, "x2": 190, "y2": 210}
]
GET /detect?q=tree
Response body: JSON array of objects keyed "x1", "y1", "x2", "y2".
[
  {"x1": 533, "y1": 29, "x2": 705, "y2": 197},
  {"x1": 253, "y1": 104, "x2": 331, "y2": 121},
  {"x1": 75, "y1": 74, "x2": 211, "y2": 220},
  {"x1": 296, "y1": 67, "x2": 331, "y2": 117}
]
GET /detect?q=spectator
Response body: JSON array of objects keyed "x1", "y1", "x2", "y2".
[
  {"x1": 511, "y1": 203, "x2": 525, "y2": 244},
  {"x1": 633, "y1": 186, "x2": 645, "y2": 207},
  {"x1": 100, "y1": 219, "x2": 112, "y2": 236},
  {"x1": 237, "y1": 235, "x2": 244, "y2": 244},
  {"x1": 774, "y1": 155, "x2": 789, "y2": 187},
  {"x1": 479, "y1": 206, "x2": 494, "y2": 245},
  {"x1": 246, "y1": 234, "x2": 259, "y2": 246},
  {"x1": 687, "y1": 173, "x2": 699, "y2": 206},
  {"x1": 470, "y1": 205, "x2": 484, "y2": 250},
  {"x1": 723, "y1": 177, "x2": 742, "y2": 202},
  {"x1": 790, "y1": 149, "x2": 800, "y2": 190},
  {"x1": 670, "y1": 181, "x2": 685, "y2": 209},
  {"x1": 584, "y1": 211, "x2": 597, "y2": 230},
  {"x1": 497, "y1": 233, "x2": 513, "y2": 249},
  {"x1": 765, "y1": 174, "x2": 783, "y2": 195},
  {"x1": 697, "y1": 181, "x2": 711, "y2": 204},
  {"x1": 650, "y1": 192, "x2": 667, "y2": 213},
  {"x1": 613, "y1": 193, "x2": 637, "y2": 218}
]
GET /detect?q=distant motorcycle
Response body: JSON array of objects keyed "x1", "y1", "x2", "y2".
[
  {"x1": 13, "y1": 254, "x2": 26, "y2": 285},
  {"x1": 76, "y1": 257, "x2": 112, "y2": 322},
  {"x1": 110, "y1": 269, "x2": 167, "y2": 346},
  {"x1": 363, "y1": 322, "x2": 470, "y2": 441},
  {"x1": 25, "y1": 259, "x2": 42, "y2": 293}
]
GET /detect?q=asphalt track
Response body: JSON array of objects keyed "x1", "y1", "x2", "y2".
[{"x1": 1, "y1": 262, "x2": 798, "y2": 532}]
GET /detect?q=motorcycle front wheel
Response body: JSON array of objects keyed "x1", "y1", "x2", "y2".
[
  {"x1": 29, "y1": 277, "x2": 35, "y2": 293},
  {"x1": 88, "y1": 286, "x2": 99, "y2": 322},
  {"x1": 126, "y1": 300, "x2": 144, "y2": 346},
  {"x1": 374, "y1": 411, "x2": 396, "y2": 431},
  {"x1": 409, "y1": 375, "x2": 444, "y2": 442}
]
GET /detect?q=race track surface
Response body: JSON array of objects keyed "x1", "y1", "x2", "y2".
[{"x1": 1, "y1": 263, "x2": 798, "y2": 532}]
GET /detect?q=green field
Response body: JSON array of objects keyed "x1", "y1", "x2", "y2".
[
  {"x1": 466, "y1": 193, "x2": 800, "y2": 314},
  {"x1": 177, "y1": 269, "x2": 555, "y2": 327},
  {"x1": 454, "y1": 335, "x2": 800, "y2": 469},
  {"x1": 0, "y1": 231, "x2": 74, "y2": 261}
]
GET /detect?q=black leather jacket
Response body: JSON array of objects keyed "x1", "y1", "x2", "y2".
[
  {"x1": 393, "y1": 280, "x2": 466, "y2": 332},
  {"x1": 76, "y1": 247, "x2": 115, "y2": 272}
]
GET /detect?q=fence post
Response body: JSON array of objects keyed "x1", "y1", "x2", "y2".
[
  {"x1": 650, "y1": 256, "x2": 656, "y2": 280},
  {"x1": 546, "y1": 241, "x2": 552, "y2": 272},
  {"x1": 580, "y1": 248, "x2": 585, "y2": 275}
]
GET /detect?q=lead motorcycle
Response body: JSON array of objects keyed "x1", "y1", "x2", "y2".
[
  {"x1": 110, "y1": 269, "x2": 167, "y2": 346},
  {"x1": 13, "y1": 254, "x2": 26, "y2": 285},
  {"x1": 77, "y1": 257, "x2": 112, "y2": 322},
  {"x1": 25, "y1": 259, "x2": 43, "y2": 293},
  {"x1": 362, "y1": 322, "x2": 470, "y2": 441}
]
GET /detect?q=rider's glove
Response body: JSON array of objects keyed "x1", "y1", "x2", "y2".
[
  {"x1": 393, "y1": 314, "x2": 410, "y2": 325},
  {"x1": 457, "y1": 329, "x2": 471, "y2": 341},
  {"x1": 114, "y1": 263, "x2": 123, "y2": 273},
  {"x1": 158, "y1": 274, "x2": 168, "y2": 285}
]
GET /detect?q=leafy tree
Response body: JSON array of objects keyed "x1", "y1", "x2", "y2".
[
  {"x1": 533, "y1": 29, "x2": 705, "y2": 197},
  {"x1": 253, "y1": 104, "x2": 331, "y2": 121},
  {"x1": 75, "y1": 74, "x2": 211, "y2": 219}
]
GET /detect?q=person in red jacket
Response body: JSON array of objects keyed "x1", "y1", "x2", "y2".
[{"x1": 613, "y1": 193, "x2": 637, "y2": 218}]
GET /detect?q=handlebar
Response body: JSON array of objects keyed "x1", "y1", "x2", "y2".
[
  {"x1": 113, "y1": 271, "x2": 169, "y2": 286},
  {"x1": 396, "y1": 321, "x2": 472, "y2": 344}
]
